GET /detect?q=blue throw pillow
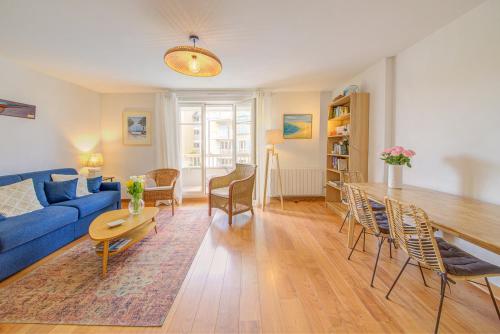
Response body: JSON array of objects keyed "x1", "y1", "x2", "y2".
[
  {"x1": 0, "y1": 214, "x2": 5, "y2": 222},
  {"x1": 44, "y1": 179, "x2": 78, "y2": 204},
  {"x1": 87, "y1": 176, "x2": 102, "y2": 193}
]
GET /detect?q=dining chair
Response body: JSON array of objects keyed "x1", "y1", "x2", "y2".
[
  {"x1": 208, "y1": 164, "x2": 256, "y2": 225},
  {"x1": 339, "y1": 171, "x2": 385, "y2": 233},
  {"x1": 345, "y1": 183, "x2": 393, "y2": 287},
  {"x1": 143, "y1": 168, "x2": 179, "y2": 216},
  {"x1": 384, "y1": 197, "x2": 500, "y2": 333}
]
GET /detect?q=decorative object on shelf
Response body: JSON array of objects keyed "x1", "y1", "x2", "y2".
[
  {"x1": 263, "y1": 129, "x2": 284, "y2": 210},
  {"x1": 84, "y1": 153, "x2": 104, "y2": 177},
  {"x1": 283, "y1": 114, "x2": 312, "y2": 139},
  {"x1": 342, "y1": 85, "x2": 360, "y2": 96},
  {"x1": 127, "y1": 175, "x2": 145, "y2": 215},
  {"x1": 123, "y1": 110, "x2": 152, "y2": 145},
  {"x1": 380, "y1": 146, "x2": 416, "y2": 189},
  {"x1": 0, "y1": 98, "x2": 36, "y2": 119},
  {"x1": 164, "y1": 35, "x2": 222, "y2": 77}
]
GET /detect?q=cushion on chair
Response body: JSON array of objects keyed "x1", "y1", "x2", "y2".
[
  {"x1": 369, "y1": 200, "x2": 386, "y2": 211},
  {"x1": 374, "y1": 211, "x2": 390, "y2": 234},
  {"x1": 0, "y1": 206, "x2": 78, "y2": 252},
  {"x1": 436, "y1": 238, "x2": 500, "y2": 277},
  {"x1": 211, "y1": 186, "x2": 229, "y2": 198},
  {"x1": 145, "y1": 185, "x2": 173, "y2": 191},
  {"x1": 53, "y1": 191, "x2": 121, "y2": 218}
]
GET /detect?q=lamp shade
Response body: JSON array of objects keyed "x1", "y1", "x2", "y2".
[
  {"x1": 266, "y1": 129, "x2": 284, "y2": 145},
  {"x1": 164, "y1": 35, "x2": 222, "y2": 77},
  {"x1": 86, "y1": 153, "x2": 104, "y2": 167}
]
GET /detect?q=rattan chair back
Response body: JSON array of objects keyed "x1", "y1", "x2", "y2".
[
  {"x1": 385, "y1": 197, "x2": 446, "y2": 273},
  {"x1": 345, "y1": 184, "x2": 380, "y2": 234}
]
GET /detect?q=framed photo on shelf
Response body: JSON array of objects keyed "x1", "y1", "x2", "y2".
[
  {"x1": 122, "y1": 110, "x2": 152, "y2": 145},
  {"x1": 283, "y1": 114, "x2": 312, "y2": 139}
]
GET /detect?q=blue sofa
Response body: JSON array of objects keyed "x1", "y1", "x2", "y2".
[{"x1": 0, "y1": 168, "x2": 121, "y2": 281}]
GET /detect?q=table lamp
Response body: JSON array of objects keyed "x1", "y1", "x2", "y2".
[
  {"x1": 86, "y1": 153, "x2": 104, "y2": 178},
  {"x1": 263, "y1": 129, "x2": 284, "y2": 210}
]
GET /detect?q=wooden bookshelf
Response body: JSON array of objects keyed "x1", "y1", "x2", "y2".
[{"x1": 325, "y1": 92, "x2": 369, "y2": 215}]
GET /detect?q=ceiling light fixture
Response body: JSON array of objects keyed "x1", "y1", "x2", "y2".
[{"x1": 164, "y1": 35, "x2": 222, "y2": 77}]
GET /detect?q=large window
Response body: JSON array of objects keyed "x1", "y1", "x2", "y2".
[{"x1": 179, "y1": 100, "x2": 255, "y2": 196}]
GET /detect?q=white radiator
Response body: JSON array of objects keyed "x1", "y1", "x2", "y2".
[{"x1": 270, "y1": 169, "x2": 325, "y2": 197}]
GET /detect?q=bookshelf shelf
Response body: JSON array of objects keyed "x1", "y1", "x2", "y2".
[{"x1": 325, "y1": 92, "x2": 369, "y2": 212}]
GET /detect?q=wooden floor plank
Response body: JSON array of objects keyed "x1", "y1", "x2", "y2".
[{"x1": 1, "y1": 199, "x2": 499, "y2": 334}]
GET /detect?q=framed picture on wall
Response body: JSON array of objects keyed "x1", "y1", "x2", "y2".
[
  {"x1": 122, "y1": 110, "x2": 152, "y2": 145},
  {"x1": 283, "y1": 114, "x2": 312, "y2": 139}
]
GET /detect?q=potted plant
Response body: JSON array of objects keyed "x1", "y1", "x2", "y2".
[
  {"x1": 380, "y1": 146, "x2": 415, "y2": 189},
  {"x1": 126, "y1": 175, "x2": 145, "y2": 215}
]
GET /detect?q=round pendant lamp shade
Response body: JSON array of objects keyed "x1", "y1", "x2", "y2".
[{"x1": 164, "y1": 35, "x2": 222, "y2": 77}]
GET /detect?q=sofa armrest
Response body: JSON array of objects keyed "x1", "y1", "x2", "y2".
[{"x1": 100, "y1": 181, "x2": 121, "y2": 192}]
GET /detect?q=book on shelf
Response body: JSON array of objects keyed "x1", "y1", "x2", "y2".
[
  {"x1": 332, "y1": 141, "x2": 349, "y2": 155},
  {"x1": 327, "y1": 180, "x2": 343, "y2": 189},
  {"x1": 95, "y1": 238, "x2": 131, "y2": 252},
  {"x1": 329, "y1": 106, "x2": 350, "y2": 119},
  {"x1": 331, "y1": 157, "x2": 348, "y2": 171}
]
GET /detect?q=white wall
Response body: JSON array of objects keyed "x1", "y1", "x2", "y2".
[
  {"x1": 0, "y1": 56, "x2": 101, "y2": 175},
  {"x1": 394, "y1": 0, "x2": 500, "y2": 204},
  {"x1": 100, "y1": 93, "x2": 157, "y2": 196},
  {"x1": 266, "y1": 91, "x2": 325, "y2": 170}
]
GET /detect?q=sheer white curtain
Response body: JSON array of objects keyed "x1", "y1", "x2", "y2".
[
  {"x1": 255, "y1": 90, "x2": 272, "y2": 206},
  {"x1": 155, "y1": 91, "x2": 183, "y2": 203}
]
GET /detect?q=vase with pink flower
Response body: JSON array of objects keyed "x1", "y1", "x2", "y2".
[{"x1": 380, "y1": 146, "x2": 416, "y2": 189}]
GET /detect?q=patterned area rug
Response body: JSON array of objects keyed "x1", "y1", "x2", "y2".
[{"x1": 0, "y1": 207, "x2": 212, "y2": 326}]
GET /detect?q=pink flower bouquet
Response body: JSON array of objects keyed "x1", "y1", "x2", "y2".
[{"x1": 380, "y1": 146, "x2": 415, "y2": 167}]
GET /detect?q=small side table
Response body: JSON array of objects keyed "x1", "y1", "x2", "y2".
[{"x1": 102, "y1": 176, "x2": 115, "y2": 182}]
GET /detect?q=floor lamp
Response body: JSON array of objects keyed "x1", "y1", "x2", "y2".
[{"x1": 263, "y1": 129, "x2": 284, "y2": 210}]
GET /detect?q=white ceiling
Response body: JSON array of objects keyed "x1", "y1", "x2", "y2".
[{"x1": 0, "y1": 0, "x2": 484, "y2": 93}]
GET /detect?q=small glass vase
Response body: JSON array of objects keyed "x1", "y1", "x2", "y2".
[{"x1": 128, "y1": 195, "x2": 145, "y2": 215}]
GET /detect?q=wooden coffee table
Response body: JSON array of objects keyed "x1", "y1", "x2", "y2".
[{"x1": 89, "y1": 207, "x2": 159, "y2": 276}]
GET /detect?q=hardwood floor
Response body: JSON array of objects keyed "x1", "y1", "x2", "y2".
[{"x1": 1, "y1": 199, "x2": 499, "y2": 333}]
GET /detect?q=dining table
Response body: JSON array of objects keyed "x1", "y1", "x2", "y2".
[{"x1": 348, "y1": 183, "x2": 500, "y2": 255}]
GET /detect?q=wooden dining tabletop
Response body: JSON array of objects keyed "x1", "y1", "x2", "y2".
[{"x1": 347, "y1": 183, "x2": 500, "y2": 255}]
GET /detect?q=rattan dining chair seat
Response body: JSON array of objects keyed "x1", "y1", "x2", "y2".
[
  {"x1": 369, "y1": 200, "x2": 386, "y2": 211},
  {"x1": 436, "y1": 238, "x2": 500, "y2": 277},
  {"x1": 374, "y1": 211, "x2": 390, "y2": 234}
]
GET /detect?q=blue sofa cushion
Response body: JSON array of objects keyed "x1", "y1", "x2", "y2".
[
  {"x1": 87, "y1": 176, "x2": 102, "y2": 193},
  {"x1": 0, "y1": 206, "x2": 78, "y2": 253},
  {"x1": 44, "y1": 179, "x2": 78, "y2": 204},
  {"x1": 0, "y1": 214, "x2": 5, "y2": 222},
  {"x1": 19, "y1": 168, "x2": 77, "y2": 207},
  {"x1": 53, "y1": 191, "x2": 121, "y2": 218}
]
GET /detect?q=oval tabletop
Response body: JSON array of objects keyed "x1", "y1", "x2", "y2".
[{"x1": 89, "y1": 207, "x2": 159, "y2": 241}]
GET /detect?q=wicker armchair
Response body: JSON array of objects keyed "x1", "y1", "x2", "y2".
[
  {"x1": 208, "y1": 164, "x2": 257, "y2": 225},
  {"x1": 143, "y1": 168, "x2": 179, "y2": 216},
  {"x1": 384, "y1": 197, "x2": 500, "y2": 333}
]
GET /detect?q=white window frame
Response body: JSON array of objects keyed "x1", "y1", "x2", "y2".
[{"x1": 179, "y1": 99, "x2": 255, "y2": 197}]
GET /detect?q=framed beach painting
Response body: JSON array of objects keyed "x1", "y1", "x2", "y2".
[
  {"x1": 283, "y1": 114, "x2": 312, "y2": 139},
  {"x1": 122, "y1": 110, "x2": 152, "y2": 145}
]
